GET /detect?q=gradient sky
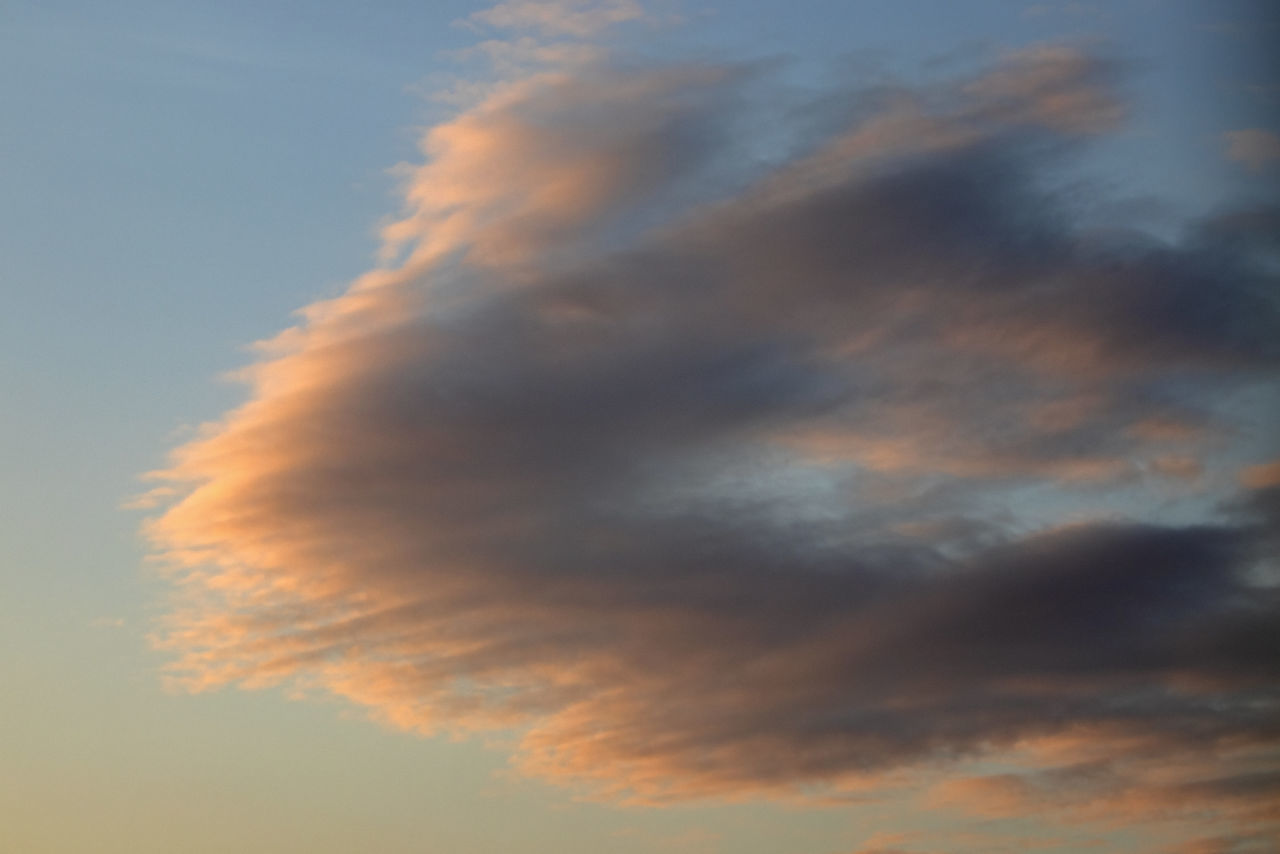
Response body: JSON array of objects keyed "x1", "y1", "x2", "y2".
[{"x1": 2, "y1": 2, "x2": 1278, "y2": 853}]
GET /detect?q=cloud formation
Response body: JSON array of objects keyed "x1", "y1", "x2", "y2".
[
  {"x1": 467, "y1": 0, "x2": 649, "y2": 38},
  {"x1": 1223, "y1": 128, "x2": 1280, "y2": 172},
  {"x1": 143, "y1": 18, "x2": 1280, "y2": 849}
]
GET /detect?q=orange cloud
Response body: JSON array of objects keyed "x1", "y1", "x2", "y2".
[
  {"x1": 140, "y1": 16, "x2": 1280, "y2": 851},
  {"x1": 1239, "y1": 459, "x2": 1280, "y2": 490},
  {"x1": 1223, "y1": 129, "x2": 1280, "y2": 172}
]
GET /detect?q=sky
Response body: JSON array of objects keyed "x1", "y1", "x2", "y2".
[{"x1": 2, "y1": 2, "x2": 1278, "y2": 853}]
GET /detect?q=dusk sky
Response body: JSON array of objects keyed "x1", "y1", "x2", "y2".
[{"x1": 3, "y1": 2, "x2": 1279, "y2": 853}]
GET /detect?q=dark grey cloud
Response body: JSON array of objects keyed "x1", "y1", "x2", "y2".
[{"x1": 144, "y1": 43, "x2": 1280, "y2": 844}]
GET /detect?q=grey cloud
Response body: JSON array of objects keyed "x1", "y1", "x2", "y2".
[{"x1": 146, "y1": 45, "x2": 1280, "y2": 843}]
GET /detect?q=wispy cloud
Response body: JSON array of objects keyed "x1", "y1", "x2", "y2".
[
  {"x1": 141, "y1": 4, "x2": 1280, "y2": 848},
  {"x1": 1223, "y1": 128, "x2": 1280, "y2": 172},
  {"x1": 464, "y1": 0, "x2": 652, "y2": 37}
]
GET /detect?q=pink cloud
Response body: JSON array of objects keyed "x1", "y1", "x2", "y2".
[
  {"x1": 140, "y1": 21, "x2": 1280, "y2": 850},
  {"x1": 1223, "y1": 129, "x2": 1280, "y2": 172}
]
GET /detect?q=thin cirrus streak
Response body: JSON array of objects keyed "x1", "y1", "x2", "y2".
[{"x1": 141, "y1": 13, "x2": 1280, "y2": 849}]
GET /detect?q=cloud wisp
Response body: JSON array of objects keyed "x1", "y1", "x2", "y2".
[
  {"x1": 1224, "y1": 128, "x2": 1280, "y2": 172},
  {"x1": 142, "y1": 17, "x2": 1280, "y2": 847}
]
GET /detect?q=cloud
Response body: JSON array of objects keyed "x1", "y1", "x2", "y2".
[
  {"x1": 142, "y1": 20, "x2": 1280, "y2": 850},
  {"x1": 1240, "y1": 459, "x2": 1280, "y2": 490},
  {"x1": 1223, "y1": 128, "x2": 1280, "y2": 172},
  {"x1": 1162, "y1": 834, "x2": 1280, "y2": 854},
  {"x1": 466, "y1": 0, "x2": 649, "y2": 37}
]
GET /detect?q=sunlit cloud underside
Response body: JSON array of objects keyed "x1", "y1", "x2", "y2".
[{"x1": 141, "y1": 5, "x2": 1280, "y2": 850}]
